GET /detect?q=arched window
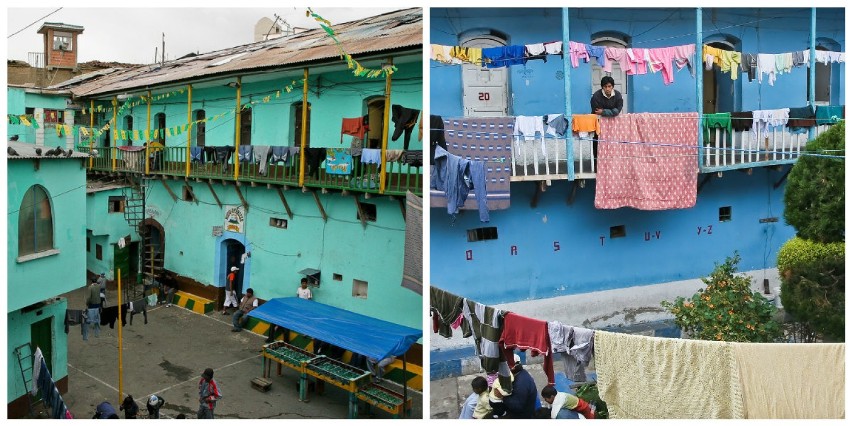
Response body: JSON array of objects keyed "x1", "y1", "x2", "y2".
[
  {"x1": 460, "y1": 28, "x2": 510, "y2": 117},
  {"x1": 192, "y1": 109, "x2": 206, "y2": 146},
  {"x1": 291, "y1": 102, "x2": 311, "y2": 147},
  {"x1": 18, "y1": 185, "x2": 54, "y2": 256},
  {"x1": 154, "y1": 112, "x2": 166, "y2": 143},
  {"x1": 591, "y1": 32, "x2": 631, "y2": 113},
  {"x1": 124, "y1": 115, "x2": 134, "y2": 145}
]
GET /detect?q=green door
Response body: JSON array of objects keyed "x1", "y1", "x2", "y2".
[
  {"x1": 31, "y1": 317, "x2": 53, "y2": 374},
  {"x1": 114, "y1": 243, "x2": 131, "y2": 286}
]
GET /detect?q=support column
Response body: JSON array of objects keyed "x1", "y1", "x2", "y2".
[
  {"x1": 562, "y1": 8, "x2": 574, "y2": 180},
  {"x1": 808, "y1": 8, "x2": 817, "y2": 141},
  {"x1": 186, "y1": 84, "x2": 193, "y2": 177},
  {"x1": 299, "y1": 69, "x2": 309, "y2": 187},
  {"x1": 696, "y1": 8, "x2": 704, "y2": 169},
  {"x1": 234, "y1": 77, "x2": 242, "y2": 180},
  {"x1": 379, "y1": 58, "x2": 393, "y2": 194}
]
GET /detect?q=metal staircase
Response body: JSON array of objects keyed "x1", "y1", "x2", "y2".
[
  {"x1": 14, "y1": 343, "x2": 42, "y2": 417},
  {"x1": 120, "y1": 175, "x2": 153, "y2": 302}
]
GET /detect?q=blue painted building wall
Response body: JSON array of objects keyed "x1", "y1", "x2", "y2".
[
  {"x1": 432, "y1": 168, "x2": 795, "y2": 305},
  {"x1": 431, "y1": 8, "x2": 845, "y2": 117},
  {"x1": 428, "y1": 7, "x2": 831, "y2": 306}
]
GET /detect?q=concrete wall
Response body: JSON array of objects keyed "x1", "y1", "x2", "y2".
[
  {"x1": 7, "y1": 299, "x2": 69, "y2": 404},
  {"x1": 431, "y1": 166, "x2": 795, "y2": 306},
  {"x1": 139, "y1": 181, "x2": 420, "y2": 330},
  {"x1": 7, "y1": 159, "x2": 87, "y2": 311},
  {"x1": 84, "y1": 189, "x2": 139, "y2": 279},
  {"x1": 430, "y1": 7, "x2": 845, "y2": 117}
]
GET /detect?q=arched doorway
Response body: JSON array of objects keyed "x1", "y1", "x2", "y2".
[
  {"x1": 460, "y1": 29, "x2": 510, "y2": 117},
  {"x1": 140, "y1": 219, "x2": 165, "y2": 284},
  {"x1": 219, "y1": 238, "x2": 247, "y2": 297}
]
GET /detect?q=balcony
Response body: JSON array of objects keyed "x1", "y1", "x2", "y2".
[
  {"x1": 508, "y1": 122, "x2": 837, "y2": 182},
  {"x1": 78, "y1": 145, "x2": 423, "y2": 197}
]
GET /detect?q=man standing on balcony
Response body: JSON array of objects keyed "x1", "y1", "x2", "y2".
[
  {"x1": 590, "y1": 76, "x2": 624, "y2": 163},
  {"x1": 591, "y1": 76, "x2": 623, "y2": 117}
]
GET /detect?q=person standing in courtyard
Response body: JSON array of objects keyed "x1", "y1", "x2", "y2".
[
  {"x1": 231, "y1": 288, "x2": 258, "y2": 332},
  {"x1": 146, "y1": 394, "x2": 165, "y2": 419},
  {"x1": 83, "y1": 278, "x2": 101, "y2": 340},
  {"x1": 222, "y1": 266, "x2": 239, "y2": 315},
  {"x1": 97, "y1": 272, "x2": 107, "y2": 306},
  {"x1": 197, "y1": 368, "x2": 221, "y2": 419}
]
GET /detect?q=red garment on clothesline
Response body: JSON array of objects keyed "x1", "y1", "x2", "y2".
[
  {"x1": 341, "y1": 117, "x2": 368, "y2": 142},
  {"x1": 500, "y1": 312, "x2": 555, "y2": 385}
]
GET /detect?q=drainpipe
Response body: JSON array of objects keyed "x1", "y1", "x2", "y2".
[
  {"x1": 112, "y1": 96, "x2": 118, "y2": 171},
  {"x1": 234, "y1": 77, "x2": 242, "y2": 180},
  {"x1": 696, "y1": 8, "x2": 704, "y2": 170},
  {"x1": 808, "y1": 8, "x2": 816, "y2": 141},
  {"x1": 145, "y1": 91, "x2": 151, "y2": 175},
  {"x1": 299, "y1": 69, "x2": 309, "y2": 187},
  {"x1": 89, "y1": 99, "x2": 94, "y2": 169},
  {"x1": 186, "y1": 84, "x2": 192, "y2": 177},
  {"x1": 380, "y1": 57, "x2": 393, "y2": 194},
  {"x1": 562, "y1": 9, "x2": 574, "y2": 181}
]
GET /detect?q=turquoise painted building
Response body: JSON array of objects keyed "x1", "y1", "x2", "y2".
[
  {"x1": 49, "y1": 8, "x2": 424, "y2": 333},
  {"x1": 7, "y1": 135, "x2": 89, "y2": 417},
  {"x1": 429, "y1": 7, "x2": 845, "y2": 367}
]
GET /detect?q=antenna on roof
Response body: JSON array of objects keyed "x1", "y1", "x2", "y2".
[{"x1": 161, "y1": 33, "x2": 165, "y2": 66}]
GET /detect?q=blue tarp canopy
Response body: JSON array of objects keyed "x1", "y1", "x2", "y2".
[{"x1": 247, "y1": 297, "x2": 421, "y2": 361}]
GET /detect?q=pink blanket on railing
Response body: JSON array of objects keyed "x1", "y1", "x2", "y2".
[{"x1": 595, "y1": 112, "x2": 699, "y2": 210}]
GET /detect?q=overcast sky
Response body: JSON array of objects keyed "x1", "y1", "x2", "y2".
[{"x1": 7, "y1": 6, "x2": 405, "y2": 65}]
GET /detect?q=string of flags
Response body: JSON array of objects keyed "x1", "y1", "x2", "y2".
[
  {"x1": 307, "y1": 8, "x2": 397, "y2": 79},
  {"x1": 8, "y1": 79, "x2": 305, "y2": 143}
]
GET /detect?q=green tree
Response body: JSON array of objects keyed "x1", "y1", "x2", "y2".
[
  {"x1": 783, "y1": 121, "x2": 844, "y2": 243},
  {"x1": 662, "y1": 254, "x2": 782, "y2": 342},
  {"x1": 777, "y1": 237, "x2": 845, "y2": 341}
]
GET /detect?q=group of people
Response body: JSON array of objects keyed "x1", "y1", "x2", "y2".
[
  {"x1": 459, "y1": 355, "x2": 595, "y2": 420},
  {"x1": 95, "y1": 367, "x2": 221, "y2": 419}
]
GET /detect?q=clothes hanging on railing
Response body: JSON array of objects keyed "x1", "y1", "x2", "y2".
[
  {"x1": 190, "y1": 146, "x2": 204, "y2": 163},
  {"x1": 269, "y1": 146, "x2": 288, "y2": 164},
  {"x1": 572, "y1": 114, "x2": 600, "y2": 136},
  {"x1": 401, "y1": 150, "x2": 423, "y2": 168},
  {"x1": 341, "y1": 117, "x2": 369, "y2": 143},
  {"x1": 514, "y1": 115, "x2": 547, "y2": 159},
  {"x1": 545, "y1": 114, "x2": 570, "y2": 138},
  {"x1": 431, "y1": 145, "x2": 489, "y2": 222},
  {"x1": 325, "y1": 148, "x2": 352, "y2": 175},
  {"x1": 730, "y1": 111, "x2": 754, "y2": 132},
  {"x1": 595, "y1": 112, "x2": 699, "y2": 210},
  {"x1": 430, "y1": 114, "x2": 447, "y2": 166},
  {"x1": 385, "y1": 149, "x2": 405, "y2": 163},
  {"x1": 785, "y1": 106, "x2": 816, "y2": 129},
  {"x1": 252, "y1": 145, "x2": 272, "y2": 175},
  {"x1": 751, "y1": 108, "x2": 790, "y2": 136},
  {"x1": 391, "y1": 105, "x2": 421, "y2": 150},
  {"x1": 815, "y1": 105, "x2": 844, "y2": 125},
  {"x1": 703, "y1": 113, "x2": 732, "y2": 145},
  {"x1": 238, "y1": 145, "x2": 253, "y2": 164}
]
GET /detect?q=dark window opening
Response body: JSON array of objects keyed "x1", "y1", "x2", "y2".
[
  {"x1": 194, "y1": 110, "x2": 206, "y2": 147},
  {"x1": 357, "y1": 202, "x2": 377, "y2": 222},
  {"x1": 108, "y1": 196, "x2": 125, "y2": 213},
  {"x1": 86, "y1": 237, "x2": 90, "y2": 252},
  {"x1": 240, "y1": 108, "x2": 252, "y2": 145},
  {"x1": 154, "y1": 112, "x2": 166, "y2": 143},
  {"x1": 96, "y1": 244, "x2": 103, "y2": 260},
  {"x1": 610, "y1": 225, "x2": 626, "y2": 238},
  {"x1": 18, "y1": 185, "x2": 54, "y2": 256},
  {"x1": 124, "y1": 116, "x2": 134, "y2": 144},
  {"x1": 182, "y1": 186, "x2": 194, "y2": 202},
  {"x1": 467, "y1": 226, "x2": 498, "y2": 242},
  {"x1": 352, "y1": 279, "x2": 368, "y2": 299},
  {"x1": 719, "y1": 206, "x2": 732, "y2": 222},
  {"x1": 333, "y1": 273, "x2": 343, "y2": 281},
  {"x1": 293, "y1": 102, "x2": 311, "y2": 147}
]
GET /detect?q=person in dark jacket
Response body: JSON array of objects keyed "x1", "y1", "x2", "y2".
[
  {"x1": 590, "y1": 75, "x2": 623, "y2": 117},
  {"x1": 502, "y1": 353, "x2": 538, "y2": 419},
  {"x1": 119, "y1": 395, "x2": 139, "y2": 419},
  {"x1": 93, "y1": 401, "x2": 119, "y2": 419},
  {"x1": 147, "y1": 394, "x2": 165, "y2": 419}
]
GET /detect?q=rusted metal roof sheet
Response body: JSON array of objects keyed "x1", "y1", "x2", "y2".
[{"x1": 51, "y1": 8, "x2": 422, "y2": 98}]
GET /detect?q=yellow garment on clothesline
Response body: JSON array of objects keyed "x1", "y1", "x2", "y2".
[
  {"x1": 450, "y1": 46, "x2": 483, "y2": 66},
  {"x1": 718, "y1": 50, "x2": 742, "y2": 80},
  {"x1": 703, "y1": 45, "x2": 724, "y2": 68}
]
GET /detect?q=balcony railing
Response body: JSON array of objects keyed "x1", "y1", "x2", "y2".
[
  {"x1": 78, "y1": 145, "x2": 423, "y2": 197},
  {"x1": 506, "y1": 124, "x2": 835, "y2": 181}
]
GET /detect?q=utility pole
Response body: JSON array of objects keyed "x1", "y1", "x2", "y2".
[{"x1": 161, "y1": 33, "x2": 165, "y2": 66}]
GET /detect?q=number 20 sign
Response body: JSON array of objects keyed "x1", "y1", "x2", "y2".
[{"x1": 478, "y1": 92, "x2": 490, "y2": 101}]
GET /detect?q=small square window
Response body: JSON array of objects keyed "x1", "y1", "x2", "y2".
[
  {"x1": 269, "y1": 217, "x2": 288, "y2": 229},
  {"x1": 719, "y1": 206, "x2": 732, "y2": 222},
  {"x1": 95, "y1": 244, "x2": 103, "y2": 260},
  {"x1": 467, "y1": 227, "x2": 498, "y2": 242},
  {"x1": 610, "y1": 225, "x2": 626, "y2": 238},
  {"x1": 333, "y1": 273, "x2": 343, "y2": 281},
  {"x1": 86, "y1": 237, "x2": 90, "y2": 252},
  {"x1": 108, "y1": 196, "x2": 125, "y2": 213},
  {"x1": 357, "y1": 202, "x2": 377, "y2": 222},
  {"x1": 352, "y1": 279, "x2": 368, "y2": 299}
]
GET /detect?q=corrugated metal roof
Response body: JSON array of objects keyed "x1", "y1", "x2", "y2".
[
  {"x1": 51, "y1": 8, "x2": 422, "y2": 98},
  {"x1": 86, "y1": 179, "x2": 129, "y2": 194},
  {"x1": 38, "y1": 22, "x2": 85, "y2": 33},
  {"x1": 7, "y1": 141, "x2": 90, "y2": 160}
]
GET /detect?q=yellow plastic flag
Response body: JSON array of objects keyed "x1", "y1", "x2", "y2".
[
  {"x1": 154, "y1": 129, "x2": 159, "y2": 139},
  {"x1": 20, "y1": 116, "x2": 31, "y2": 126},
  {"x1": 121, "y1": 130, "x2": 127, "y2": 140},
  {"x1": 275, "y1": 90, "x2": 281, "y2": 98},
  {"x1": 167, "y1": 128, "x2": 173, "y2": 137}
]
